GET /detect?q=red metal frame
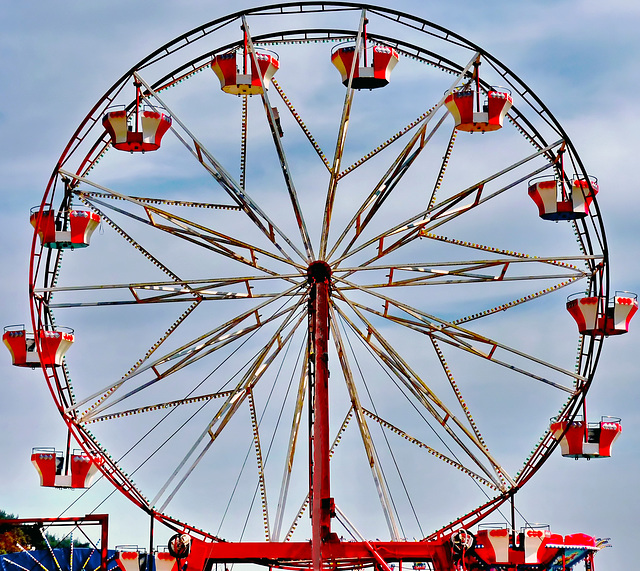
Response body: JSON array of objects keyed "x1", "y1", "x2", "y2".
[
  {"x1": 157, "y1": 261, "x2": 456, "y2": 570},
  {"x1": 308, "y1": 261, "x2": 334, "y2": 571},
  {"x1": 185, "y1": 537, "x2": 452, "y2": 570}
]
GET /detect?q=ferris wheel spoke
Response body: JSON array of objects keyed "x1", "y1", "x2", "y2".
[
  {"x1": 65, "y1": 178, "x2": 292, "y2": 295},
  {"x1": 83, "y1": 304, "x2": 305, "y2": 423},
  {"x1": 130, "y1": 206, "x2": 303, "y2": 273},
  {"x1": 336, "y1": 256, "x2": 591, "y2": 289},
  {"x1": 336, "y1": 106, "x2": 442, "y2": 181},
  {"x1": 332, "y1": 328, "x2": 510, "y2": 495},
  {"x1": 337, "y1": 269, "x2": 584, "y2": 329},
  {"x1": 148, "y1": 291, "x2": 306, "y2": 386},
  {"x1": 331, "y1": 139, "x2": 563, "y2": 269},
  {"x1": 337, "y1": 279, "x2": 581, "y2": 392},
  {"x1": 247, "y1": 388, "x2": 271, "y2": 541},
  {"x1": 69, "y1": 178, "x2": 305, "y2": 274},
  {"x1": 243, "y1": 19, "x2": 315, "y2": 261},
  {"x1": 427, "y1": 128, "x2": 458, "y2": 211},
  {"x1": 430, "y1": 336, "x2": 489, "y2": 453},
  {"x1": 418, "y1": 168, "x2": 549, "y2": 239},
  {"x1": 417, "y1": 141, "x2": 563, "y2": 237},
  {"x1": 381, "y1": 306, "x2": 578, "y2": 394},
  {"x1": 360, "y1": 408, "x2": 498, "y2": 491},
  {"x1": 272, "y1": 351, "x2": 308, "y2": 541},
  {"x1": 332, "y1": 295, "x2": 512, "y2": 490},
  {"x1": 329, "y1": 304, "x2": 401, "y2": 540},
  {"x1": 282, "y1": 408, "x2": 355, "y2": 542},
  {"x1": 133, "y1": 72, "x2": 308, "y2": 264},
  {"x1": 344, "y1": 163, "x2": 558, "y2": 274},
  {"x1": 333, "y1": 302, "x2": 511, "y2": 492},
  {"x1": 81, "y1": 389, "x2": 235, "y2": 425},
  {"x1": 418, "y1": 232, "x2": 604, "y2": 277},
  {"x1": 59, "y1": 174, "x2": 195, "y2": 289},
  {"x1": 432, "y1": 329, "x2": 579, "y2": 392},
  {"x1": 76, "y1": 283, "x2": 306, "y2": 420},
  {"x1": 76, "y1": 189, "x2": 242, "y2": 212},
  {"x1": 37, "y1": 275, "x2": 303, "y2": 308},
  {"x1": 319, "y1": 9, "x2": 367, "y2": 259},
  {"x1": 327, "y1": 52, "x2": 480, "y2": 261},
  {"x1": 272, "y1": 78, "x2": 331, "y2": 171},
  {"x1": 154, "y1": 307, "x2": 307, "y2": 512},
  {"x1": 328, "y1": 113, "x2": 451, "y2": 262}
]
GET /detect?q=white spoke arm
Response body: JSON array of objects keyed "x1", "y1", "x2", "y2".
[
  {"x1": 329, "y1": 51, "x2": 482, "y2": 260},
  {"x1": 154, "y1": 307, "x2": 307, "y2": 512},
  {"x1": 272, "y1": 351, "x2": 308, "y2": 541},
  {"x1": 332, "y1": 139, "x2": 563, "y2": 268},
  {"x1": 336, "y1": 275, "x2": 582, "y2": 389},
  {"x1": 73, "y1": 282, "x2": 305, "y2": 419},
  {"x1": 243, "y1": 17, "x2": 314, "y2": 261},
  {"x1": 82, "y1": 389, "x2": 235, "y2": 425},
  {"x1": 361, "y1": 408, "x2": 498, "y2": 490},
  {"x1": 336, "y1": 257, "x2": 590, "y2": 288},
  {"x1": 333, "y1": 293, "x2": 513, "y2": 489},
  {"x1": 330, "y1": 304, "x2": 401, "y2": 540},
  {"x1": 134, "y1": 71, "x2": 308, "y2": 264},
  {"x1": 329, "y1": 113, "x2": 450, "y2": 261},
  {"x1": 319, "y1": 9, "x2": 367, "y2": 258},
  {"x1": 39, "y1": 273, "x2": 303, "y2": 308},
  {"x1": 272, "y1": 78, "x2": 330, "y2": 170},
  {"x1": 64, "y1": 170, "x2": 305, "y2": 274},
  {"x1": 248, "y1": 389, "x2": 271, "y2": 540}
]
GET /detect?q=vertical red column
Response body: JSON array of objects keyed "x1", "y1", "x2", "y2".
[
  {"x1": 308, "y1": 261, "x2": 333, "y2": 571},
  {"x1": 99, "y1": 514, "x2": 109, "y2": 571}
]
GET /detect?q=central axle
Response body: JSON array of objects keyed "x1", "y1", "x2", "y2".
[{"x1": 307, "y1": 261, "x2": 334, "y2": 571}]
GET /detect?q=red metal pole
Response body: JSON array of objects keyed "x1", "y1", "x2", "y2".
[
  {"x1": 100, "y1": 514, "x2": 109, "y2": 571},
  {"x1": 308, "y1": 261, "x2": 333, "y2": 571},
  {"x1": 559, "y1": 148, "x2": 568, "y2": 201},
  {"x1": 243, "y1": 26, "x2": 248, "y2": 75},
  {"x1": 583, "y1": 396, "x2": 589, "y2": 445},
  {"x1": 363, "y1": 18, "x2": 369, "y2": 68},
  {"x1": 474, "y1": 60, "x2": 481, "y2": 114},
  {"x1": 134, "y1": 81, "x2": 141, "y2": 133}
]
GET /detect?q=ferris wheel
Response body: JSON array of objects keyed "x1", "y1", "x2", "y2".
[{"x1": 11, "y1": 2, "x2": 636, "y2": 570}]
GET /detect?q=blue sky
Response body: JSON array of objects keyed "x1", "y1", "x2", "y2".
[{"x1": 1, "y1": 2, "x2": 639, "y2": 570}]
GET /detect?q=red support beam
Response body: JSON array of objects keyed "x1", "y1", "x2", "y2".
[
  {"x1": 186, "y1": 537, "x2": 452, "y2": 570},
  {"x1": 307, "y1": 261, "x2": 334, "y2": 571}
]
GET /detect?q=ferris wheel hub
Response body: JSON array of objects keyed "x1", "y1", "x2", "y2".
[{"x1": 307, "y1": 260, "x2": 332, "y2": 283}]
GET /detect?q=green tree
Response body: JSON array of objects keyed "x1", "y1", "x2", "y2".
[
  {"x1": 0, "y1": 511, "x2": 90, "y2": 553},
  {"x1": 0, "y1": 510, "x2": 34, "y2": 554}
]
